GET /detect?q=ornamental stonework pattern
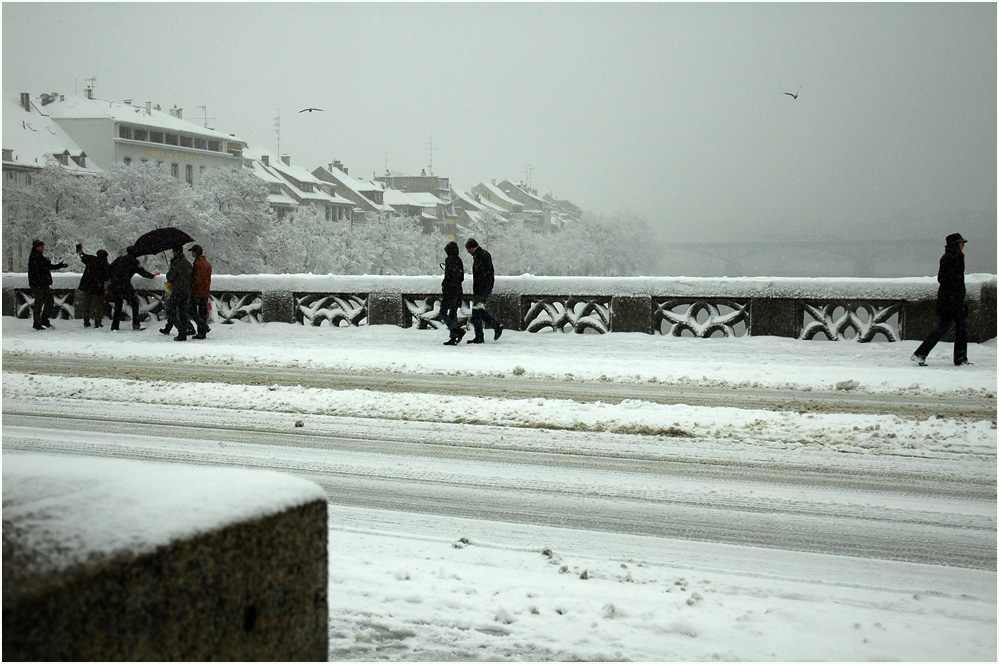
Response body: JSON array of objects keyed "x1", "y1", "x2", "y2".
[
  {"x1": 405, "y1": 296, "x2": 472, "y2": 330},
  {"x1": 524, "y1": 297, "x2": 610, "y2": 334},
  {"x1": 654, "y1": 299, "x2": 750, "y2": 338},
  {"x1": 800, "y1": 301, "x2": 903, "y2": 342},
  {"x1": 296, "y1": 293, "x2": 367, "y2": 327}
]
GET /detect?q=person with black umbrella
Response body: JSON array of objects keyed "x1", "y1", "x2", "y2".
[
  {"x1": 27, "y1": 239, "x2": 68, "y2": 330},
  {"x1": 108, "y1": 246, "x2": 160, "y2": 331},
  {"x1": 911, "y1": 233, "x2": 971, "y2": 366}
]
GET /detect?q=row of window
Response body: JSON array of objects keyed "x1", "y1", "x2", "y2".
[
  {"x1": 122, "y1": 157, "x2": 204, "y2": 184},
  {"x1": 118, "y1": 124, "x2": 223, "y2": 153}
]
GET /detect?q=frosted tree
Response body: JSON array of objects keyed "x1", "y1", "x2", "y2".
[
  {"x1": 191, "y1": 167, "x2": 274, "y2": 273},
  {"x1": 2, "y1": 163, "x2": 101, "y2": 261}
]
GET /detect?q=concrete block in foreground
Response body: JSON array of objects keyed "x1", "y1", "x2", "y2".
[{"x1": 2, "y1": 452, "x2": 328, "y2": 661}]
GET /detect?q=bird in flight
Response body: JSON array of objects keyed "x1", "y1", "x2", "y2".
[
  {"x1": 783, "y1": 87, "x2": 800, "y2": 100},
  {"x1": 298, "y1": 107, "x2": 324, "y2": 113}
]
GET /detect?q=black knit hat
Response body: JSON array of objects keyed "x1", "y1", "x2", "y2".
[
  {"x1": 31, "y1": 239, "x2": 44, "y2": 249},
  {"x1": 464, "y1": 238, "x2": 479, "y2": 249}
]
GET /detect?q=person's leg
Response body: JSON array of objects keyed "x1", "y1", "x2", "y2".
[
  {"x1": 81, "y1": 290, "x2": 93, "y2": 326},
  {"x1": 93, "y1": 291, "x2": 105, "y2": 326},
  {"x1": 128, "y1": 291, "x2": 142, "y2": 329},
  {"x1": 913, "y1": 316, "x2": 954, "y2": 360},
  {"x1": 470, "y1": 306, "x2": 485, "y2": 341},
  {"x1": 953, "y1": 313, "x2": 969, "y2": 364},
  {"x1": 111, "y1": 292, "x2": 124, "y2": 330},
  {"x1": 41, "y1": 287, "x2": 55, "y2": 326},
  {"x1": 31, "y1": 287, "x2": 45, "y2": 328}
]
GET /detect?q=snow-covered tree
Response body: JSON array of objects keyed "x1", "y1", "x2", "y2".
[{"x1": 191, "y1": 168, "x2": 274, "y2": 274}]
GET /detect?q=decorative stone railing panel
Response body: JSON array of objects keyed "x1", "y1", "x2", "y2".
[
  {"x1": 800, "y1": 301, "x2": 904, "y2": 342},
  {"x1": 211, "y1": 292, "x2": 264, "y2": 324},
  {"x1": 524, "y1": 296, "x2": 610, "y2": 334},
  {"x1": 654, "y1": 299, "x2": 750, "y2": 338},
  {"x1": 295, "y1": 293, "x2": 367, "y2": 327}
]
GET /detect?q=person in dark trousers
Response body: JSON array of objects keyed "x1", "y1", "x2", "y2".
[
  {"x1": 108, "y1": 246, "x2": 159, "y2": 331},
  {"x1": 189, "y1": 244, "x2": 212, "y2": 339},
  {"x1": 464, "y1": 238, "x2": 503, "y2": 344},
  {"x1": 912, "y1": 233, "x2": 970, "y2": 366},
  {"x1": 27, "y1": 239, "x2": 68, "y2": 330},
  {"x1": 439, "y1": 241, "x2": 465, "y2": 346},
  {"x1": 75, "y1": 240, "x2": 110, "y2": 328},
  {"x1": 165, "y1": 245, "x2": 193, "y2": 341}
]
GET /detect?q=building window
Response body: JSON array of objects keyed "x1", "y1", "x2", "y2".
[
  {"x1": 123, "y1": 157, "x2": 132, "y2": 166},
  {"x1": 207, "y1": 140, "x2": 220, "y2": 152},
  {"x1": 119, "y1": 126, "x2": 132, "y2": 140},
  {"x1": 166, "y1": 133, "x2": 179, "y2": 146},
  {"x1": 180, "y1": 135, "x2": 192, "y2": 148},
  {"x1": 194, "y1": 138, "x2": 206, "y2": 150},
  {"x1": 149, "y1": 131, "x2": 164, "y2": 144},
  {"x1": 171, "y1": 163, "x2": 179, "y2": 178},
  {"x1": 133, "y1": 128, "x2": 148, "y2": 141},
  {"x1": 186, "y1": 164, "x2": 193, "y2": 184}
]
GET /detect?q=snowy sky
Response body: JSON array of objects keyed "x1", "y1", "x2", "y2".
[{"x1": 3, "y1": 2, "x2": 995, "y2": 237}]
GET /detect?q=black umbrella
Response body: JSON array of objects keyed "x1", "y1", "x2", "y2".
[{"x1": 130, "y1": 227, "x2": 194, "y2": 258}]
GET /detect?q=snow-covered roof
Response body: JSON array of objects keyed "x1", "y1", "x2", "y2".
[
  {"x1": 477, "y1": 181, "x2": 520, "y2": 207},
  {"x1": 243, "y1": 145, "x2": 353, "y2": 206},
  {"x1": 2, "y1": 92, "x2": 104, "y2": 174},
  {"x1": 41, "y1": 94, "x2": 243, "y2": 144},
  {"x1": 383, "y1": 188, "x2": 443, "y2": 208},
  {"x1": 315, "y1": 165, "x2": 393, "y2": 212}
]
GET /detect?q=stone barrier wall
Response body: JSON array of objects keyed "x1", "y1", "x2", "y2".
[
  {"x1": 3, "y1": 499, "x2": 328, "y2": 661},
  {"x1": 3, "y1": 273, "x2": 996, "y2": 342}
]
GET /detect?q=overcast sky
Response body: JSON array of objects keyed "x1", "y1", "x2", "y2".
[{"x1": 3, "y1": 2, "x2": 995, "y2": 238}]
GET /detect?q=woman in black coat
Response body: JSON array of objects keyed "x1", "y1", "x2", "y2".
[
  {"x1": 27, "y1": 239, "x2": 68, "y2": 330},
  {"x1": 439, "y1": 241, "x2": 465, "y2": 345},
  {"x1": 76, "y1": 241, "x2": 110, "y2": 328},
  {"x1": 912, "y1": 233, "x2": 969, "y2": 366},
  {"x1": 107, "y1": 246, "x2": 159, "y2": 331}
]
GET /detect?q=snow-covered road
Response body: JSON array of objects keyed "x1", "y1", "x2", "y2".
[{"x1": 2, "y1": 318, "x2": 995, "y2": 660}]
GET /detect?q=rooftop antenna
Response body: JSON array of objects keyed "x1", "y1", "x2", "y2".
[
  {"x1": 525, "y1": 163, "x2": 534, "y2": 189},
  {"x1": 273, "y1": 110, "x2": 281, "y2": 155},
  {"x1": 84, "y1": 76, "x2": 96, "y2": 99},
  {"x1": 196, "y1": 105, "x2": 216, "y2": 129},
  {"x1": 427, "y1": 136, "x2": 434, "y2": 175},
  {"x1": 384, "y1": 152, "x2": 389, "y2": 175}
]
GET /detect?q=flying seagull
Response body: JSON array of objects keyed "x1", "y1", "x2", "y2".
[
  {"x1": 783, "y1": 87, "x2": 800, "y2": 100},
  {"x1": 298, "y1": 107, "x2": 324, "y2": 113}
]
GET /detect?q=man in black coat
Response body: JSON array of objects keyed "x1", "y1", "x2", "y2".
[
  {"x1": 464, "y1": 238, "x2": 504, "y2": 344},
  {"x1": 76, "y1": 241, "x2": 110, "y2": 328},
  {"x1": 912, "y1": 233, "x2": 970, "y2": 366},
  {"x1": 108, "y1": 246, "x2": 159, "y2": 331},
  {"x1": 27, "y1": 239, "x2": 68, "y2": 330}
]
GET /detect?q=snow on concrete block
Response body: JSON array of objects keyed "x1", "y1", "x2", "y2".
[{"x1": 2, "y1": 452, "x2": 328, "y2": 661}]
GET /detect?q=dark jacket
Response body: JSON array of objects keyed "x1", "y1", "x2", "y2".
[
  {"x1": 166, "y1": 253, "x2": 193, "y2": 297},
  {"x1": 76, "y1": 244, "x2": 110, "y2": 294},
  {"x1": 935, "y1": 246, "x2": 966, "y2": 319},
  {"x1": 470, "y1": 246, "x2": 495, "y2": 297},
  {"x1": 28, "y1": 248, "x2": 67, "y2": 288},
  {"x1": 441, "y1": 245, "x2": 464, "y2": 301},
  {"x1": 191, "y1": 255, "x2": 212, "y2": 298},
  {"x1": 108, "y1": 254, "x2": 156, "y2": 293}
]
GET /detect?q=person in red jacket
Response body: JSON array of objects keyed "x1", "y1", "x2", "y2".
[{"x1": 189, "y1": 244, "x2": 212, "y2": 339}]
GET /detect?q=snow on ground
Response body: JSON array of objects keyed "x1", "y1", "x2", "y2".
[{"x1": 2, "y1": 316, "x2": 996, "y2": 661}]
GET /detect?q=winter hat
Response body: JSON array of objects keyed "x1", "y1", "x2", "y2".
[
  {"x1": 31, "y1": 239, "x2": 44, "y2": 250},
  {"x1": 464, "y1": 238, "x2": 479, "y2": 250},
  {"x1": 189, "y1": 244, "x2": 203, "y2": 255},
  {"x1": 945, "y1": 233, "x2": 968, "y2": 246}
]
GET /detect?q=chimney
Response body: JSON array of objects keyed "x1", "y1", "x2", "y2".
[
  {"x1": 145, "y1": 101, "x2": 151, "y2": 114},
  {"x1": 85, "y1": 86, "x2": 93, "y2": 100},
  {"x1": 169, "y1": 105, "x2": 183, "y2": 119},
  {"x1": 261, "y1": 155, "x2": 269, "y2": 166},
  {"x1": 281, "y1": 155, "x2": 291, "y2": 166},
  {"x1": 20, "y1": 93, "x2": 30, "y2": 112}
]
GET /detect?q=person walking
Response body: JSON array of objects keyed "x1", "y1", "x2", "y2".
[
  {"x1": 439, "y1": 241, "x2": 466, "y2": 346},
  {"x1": 189, "y1": 244, "x2": 212, "y2": 339},
  {"x1": 912, "y1": 233, "x2": 970, "y2": 366},
  {"x1": 165, "y1": 245, "x2": 193, "y2": 341},
  {"x1": 75, "y1": 240, "x2": 110, "y2": 328},
  {"x1": 464, "y1": 238, "x2": 503, "y2": 344},
  {"x1": 27, "y1": 239, "x2": 68, "y2": 330},
  {"x1": 108, "y1": 246, "x2": 159, "y2": 331}
]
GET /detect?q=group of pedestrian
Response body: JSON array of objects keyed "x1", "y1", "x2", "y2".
[
  {"x1": 27, "y1": 239, "x2": 211, "y2": 338},
  {"x1": 159, "y1": 244, "x2": 212, "y2": 341},
  {"x1": 25, "y1": 232, "x2": 975, "y2": 365},
  {"x1": 438, "y1": 238, "x2": 504, "y2": 346}
]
